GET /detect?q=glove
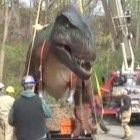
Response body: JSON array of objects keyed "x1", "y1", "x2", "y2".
[
  {"x1": 67, "y1": 96, "x2": 74, "y2": 105},
  {"x1": 38, "y1": 91, "x2": 43, "y2": 98},
  {"x1": 91, "y1": 108, "x2": 95, "y2": 117},
  {"x1": 102, "y1": 109, "x2": 104, "y2": 114},
  {"x1": 116, "y1": 108, "x2": 120, "y2": 112},
  {"x1": 67, "y1": 90, "x2": 75, "y2": 105}
]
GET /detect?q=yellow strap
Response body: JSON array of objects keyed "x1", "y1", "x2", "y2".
[
  {"x1": 79, "y1": 0, "x2": 83, "y2": 13},
  {"x1": 94, "y1": 69, "x2": 102, "y2": 102},
  {"x1": 26, "y1": 0, "x2": 42, "y2": 75}
]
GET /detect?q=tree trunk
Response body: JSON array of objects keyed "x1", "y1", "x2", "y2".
[
  {"x1": 136, "y1": 1, "x2": 140, "y2": 47},
  {"x1": 0, "y1": 5, "x2": 9, "y2": 81}
]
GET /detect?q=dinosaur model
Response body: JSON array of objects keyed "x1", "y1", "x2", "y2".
[{"x1": 24, "y1": 5, "x2": 96, "y2": 137}]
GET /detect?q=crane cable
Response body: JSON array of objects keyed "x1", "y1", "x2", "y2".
[
  {"x1": 26, "y1": 0, "x2": 42, "y2": 75},
  {"x1": 79, "y1": 0, "x2": 83, "y2": 13}
]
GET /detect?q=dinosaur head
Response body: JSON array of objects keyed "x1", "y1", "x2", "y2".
[{"x1": 50, "y1": 5, "x2": 96, "y2": 79}]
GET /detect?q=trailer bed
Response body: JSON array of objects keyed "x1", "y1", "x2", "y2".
[{"x1": 47, "y1": 131, "x2": 93, "y2": 140}]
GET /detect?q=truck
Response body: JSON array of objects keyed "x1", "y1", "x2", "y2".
[{"x1": 100, "y1": 0, "x2": 140, "y2": 121}]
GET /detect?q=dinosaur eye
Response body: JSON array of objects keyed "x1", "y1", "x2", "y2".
[{"x1": 65, "y1": 23, "x2": 70, "y2": 28}]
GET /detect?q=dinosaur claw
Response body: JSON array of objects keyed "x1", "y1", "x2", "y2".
[
  {"x1": 71, "y1": 133, "x2": 74, "y2": 138},
  {"x1": 84, "y1": 130, "x2": 87, "y2": 135}
]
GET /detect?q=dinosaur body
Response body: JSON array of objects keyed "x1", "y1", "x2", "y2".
[{"x1": 24, "y1": 5, "x2": 96, "y2": 137}]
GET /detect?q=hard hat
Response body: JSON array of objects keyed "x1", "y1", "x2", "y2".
[
  {"x1": 116, "y1": 71, "x2": 120, "y2": 75},
  {"x1": 125, "y1": 86, "x2": 131, "y2": 91},
  {"x1": 0, "y1": 82, "x2": 5, "y2": 89},
  {"x1": 125, "y1": 86, "x2": 132, "y2": 94},
  {"x1": 5, "y1": 86, "x2": 15, "y2": 93},
  {"x1": 22, "y1": 75, "x2": 36, "y2": 86}
]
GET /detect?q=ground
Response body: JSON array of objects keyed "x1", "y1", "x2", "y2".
[
  {"x1": 94, "y1": 115, "x2": 140, "y2": 140},
  {"x1": 46, "y1": 106, "x2": 140, "y2": 140},
  {"x1": 12, "y1": 106, "x2": 140, "y2": 140}
]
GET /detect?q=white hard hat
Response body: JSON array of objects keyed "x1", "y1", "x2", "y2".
[
  {"x1": 116, "y1": 71, "x2": 120, "y2": 75},
  {"x1": 22, "y1": 75, "x2": 36, "y2": 86},
  {"x1": 125, "y1": 86, "x2": 131, "y2": 92},
  {"x1": 0, "y1": 82, "x2": 5, "y2": 89}
]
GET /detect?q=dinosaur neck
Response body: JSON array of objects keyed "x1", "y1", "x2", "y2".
[{"x1": 43, "y1": 52, "x2": 71, "y2": 99}]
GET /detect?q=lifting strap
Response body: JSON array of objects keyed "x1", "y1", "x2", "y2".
[
  {"x1": 39, "y1": 41, "x2": 74, "y2": 95},
  {"x1": 94, "y1": 68, "x2": 104, "y2": 124},
  {"x1": 94, "y1": 71, "x2": 102, "y2": 102},
  {"x1": 79, "y1": 0, "x2": 83, "y2": 13},
  {"x1": 69, "y1": 72, "x2": 73, "y2": 90},
  {"x1": 38, "y1": 39, "x2": 47, "y2": 94},
  {"x1": 26, "y1": 0, "x2": 42, "y2": 75}
]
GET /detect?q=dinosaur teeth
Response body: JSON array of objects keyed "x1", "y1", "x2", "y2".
[
  {"x1": 81, "y1": 60, "x2": 85, "y2": 64},
  {"x1": 76, "y1": 59, "x2": 85, "y2": 64},
  {"x1": 73, "y1": 56, "x2": 92, "y2": 71},
  {"x1": 75, "y1": 59, "x2": 81, "y2": 64},
  {"x1": 79, "y1": 60, "x2": 84, "y2": 65},
  {"x1": 73, "y1": 56, "x2": 87, "y2": 65}
]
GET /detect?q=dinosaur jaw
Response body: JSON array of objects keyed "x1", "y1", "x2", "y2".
[
  {"x1": 72, "y1": 55, "x2": 93, "y2": 76},
  {"x1": 53, "y1": 43, "x2": 94, "y2": 79}
]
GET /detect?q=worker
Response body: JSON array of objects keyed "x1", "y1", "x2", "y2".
[
  {"x1": 0, "y1": 82, "x2": 5, "y2": 96},
  {"x1": 125, "y1": 9, "x2": 132, "y2": 24},
  {"x1": 0, "y1": 85, "x2": 15, "y2": 140},
  {"x1": 118, "y1": 87, "x2": 132, "y2": 140},
  {"x1": 8, "y1": 75, "x2": 52, "y2": 140},
  {"x1": 91, "y1": 90, "x2": 110, "y2": 134},
  {"x1": 0, "y1": 82, "x2": 5, "y2": 137}
]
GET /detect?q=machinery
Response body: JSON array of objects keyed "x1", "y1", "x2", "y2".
[
  {"x1": 46, "y1": 131, "x2": 93, "y2": 140},
  {"x1": 101, "y1": 0, "x2": 140, "y2": 120}
]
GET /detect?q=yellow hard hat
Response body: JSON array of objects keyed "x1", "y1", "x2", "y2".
[{"x1": 5, "y1": 86, "x2": 15, "y2": 93}]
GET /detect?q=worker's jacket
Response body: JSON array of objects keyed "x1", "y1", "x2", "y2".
[
  {"x1": 120, "y1": 95, "x2": 131, "y2": 112},
  {"x1": 120, "y1": 95, "x2": 132, "y2": 124},
  {"x1": 0, "y1": 94, "x2": 15, "y2": 118},
  {"x1": 8, "y1": 91, "x2": 52, "y2": 140},
  {"x1": 0, "y1": 92, "x2": 4, "y2": 96}
]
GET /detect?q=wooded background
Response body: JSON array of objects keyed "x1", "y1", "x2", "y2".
[{"x1": 0, "y1": 0, "x2": 140, "y2": 98}]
